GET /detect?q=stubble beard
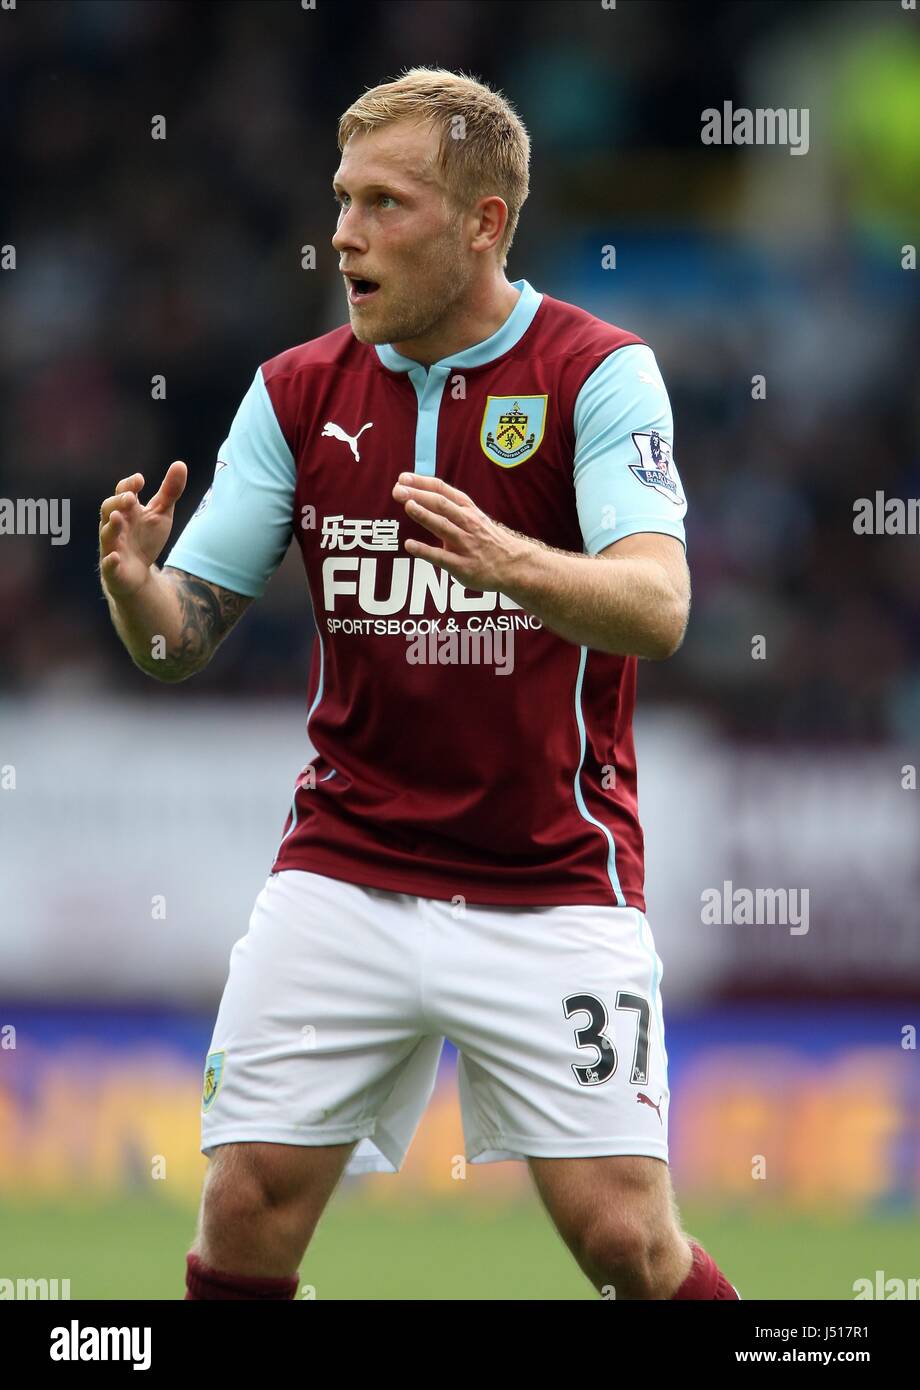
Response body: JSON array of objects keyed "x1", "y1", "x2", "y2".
[{"x1": 348, "y1": 221, "x2": 473, "y2": 349}]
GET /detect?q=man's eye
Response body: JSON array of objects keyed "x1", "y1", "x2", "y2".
[{"x1": 333, "y1": 193, "x2": 395, "y2": 209}]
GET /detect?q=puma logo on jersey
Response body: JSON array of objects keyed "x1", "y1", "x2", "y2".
[{"x1": 321, "y1": 421, "x2": 373, "y2": 462}]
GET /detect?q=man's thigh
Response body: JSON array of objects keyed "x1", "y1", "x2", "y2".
[
  {"x1": 528, "y1": 1152, "x2": 679, "y2": 1242},
  {"x1": 527, "y1": 1153, "x2": 690, "y2": 1297},
  {"x1": 202, "y1": 1138, "x2": 358, "y2": 1210},
  {"x1": 193, "y1": 1139, "x2": 359, "y2": 1275}
]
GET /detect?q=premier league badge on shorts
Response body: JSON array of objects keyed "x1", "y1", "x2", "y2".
[
  {"x1": 480, "y1": 395, "x2": 548, "y2": 468},
  {"x1": 629, "y1": 431, "x2": 685, "y2": 505},
  {"x1": 202, "y1": 1050, "x2": 225, "y2": 1112}
]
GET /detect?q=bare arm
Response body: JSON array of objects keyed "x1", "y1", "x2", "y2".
[
  {"x1": 392, "y1": 472, "x2": 690, "y2": 659},
  {"x1": 499, "y1": 530, "x2": 690, "y2": 660},
  {"x1": 99, "y1": 464, "x2": 253, "y2": 682},
  {"x1": 104, "y1": 564, "x2": 252, "y2": 681}
]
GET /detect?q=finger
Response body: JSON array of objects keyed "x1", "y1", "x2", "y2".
[
  {"x1": 403, "y1": 536, "x2": 465, "y2": 575},
  {"x1": 400, "y1": 488, "x2": 469, "y2": 527},
  {"x1": 99, "y1": 512, "x2": 126, "y2": 551},
  {"x1": 404, "y1": 497, "x2": 468, "y2": 548},
  {"x1": 99, "y1": 492, "x2": 138, "y2": 524},
  {"x1": 115, "y1": 474, "x2": 145, "y2": 495},
  {"x1": 100, "y1": 551, "x2": 124, "y2": 582},
  {"x1": 148, "y1": 460, "x2": 188, "y2": 514},
  {"x1": 395, "y1": 472, "x2": 471, "y2": 507}
]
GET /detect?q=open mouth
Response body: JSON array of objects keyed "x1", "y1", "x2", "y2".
[{"x1": 346, "y1": 275, "x2": 380, "y2": 304}]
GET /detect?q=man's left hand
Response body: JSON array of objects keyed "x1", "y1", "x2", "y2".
[{"x1": 392, "y1": 472, "x2": 527, "y2": 591}]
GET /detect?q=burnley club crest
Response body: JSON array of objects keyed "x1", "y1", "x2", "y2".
[{"x1": 480, "y1": 395, "x2": 548, "y2": 468}]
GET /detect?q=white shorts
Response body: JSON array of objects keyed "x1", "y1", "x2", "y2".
[{"x1": 200, "y1": 869, "x2": 670, "y2": 1174}]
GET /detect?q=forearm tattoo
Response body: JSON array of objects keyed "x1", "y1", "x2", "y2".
[{"x1": 146, "y1": 567, "x2": 252, "y2": 679}]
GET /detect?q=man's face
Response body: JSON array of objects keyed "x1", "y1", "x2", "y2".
[{"x1": 331, "y1": 119, "x2": 475, "y2": 350}]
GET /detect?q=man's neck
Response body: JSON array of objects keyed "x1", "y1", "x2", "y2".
[{"x1": 391, "y1": 278, "x2": 521, "y2": 367}]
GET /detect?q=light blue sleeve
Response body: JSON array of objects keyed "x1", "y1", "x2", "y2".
[
  {"x1": 573, "y1": 343, "x2": 687, "y2": 555},
  {"x1": 164, "y1": 367, "x2": 296, "y2": 598}
]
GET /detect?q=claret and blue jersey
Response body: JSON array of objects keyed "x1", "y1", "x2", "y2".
[{"x1": 166, "y1": 279, "x2": 687, "y2": 909}]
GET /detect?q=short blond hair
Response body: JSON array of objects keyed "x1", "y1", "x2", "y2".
[{"x1": 338, "y1": 67, "x2": 530, "y2": 268}]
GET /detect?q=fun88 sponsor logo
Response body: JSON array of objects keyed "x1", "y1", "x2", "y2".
[{"x1": 322, "y1": 555, "x2": 523, "y2": 618}]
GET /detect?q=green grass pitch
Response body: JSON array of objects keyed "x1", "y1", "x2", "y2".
[{"x1": 2, "y1": 1196, "x2": 918, "y2": 1299}]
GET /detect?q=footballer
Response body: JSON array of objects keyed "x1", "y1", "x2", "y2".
[{"x1": 98, "y1": 67, "x2": 738, "y2": 1301}]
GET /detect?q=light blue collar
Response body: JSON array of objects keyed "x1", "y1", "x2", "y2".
[{"x1": 375, "y1": 278, "x2": 543, "y2": 373}]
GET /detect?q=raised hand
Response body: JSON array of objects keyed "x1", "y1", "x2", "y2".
[{"x1": 99, "y1": 462, "x2": 188, "y2": 599}]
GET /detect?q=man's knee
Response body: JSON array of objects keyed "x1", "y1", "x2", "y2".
[
  {"x1": 193, "y1": 1144, "x2": 334, "y2": 1277},
  {"x1": 201, "y1": 1153, "x2": 282, "y2": 1230},
  {"x1": 576, "y1": 1214, "x2": 662, "y2": 1282},
  {"x1": 204, "y1": 1144, "x2": 296, "y2": 1210},
  {"x1": 546, "y1": 1158, "x2": 684, "y2": 1291},
  {"x1": 197, "y1": 1141, "x2": 352, "y2": 1246}
]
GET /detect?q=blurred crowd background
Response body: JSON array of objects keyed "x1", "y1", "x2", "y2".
[
  {"x1": 1, "y1": 0, "x2": 918, "y2": 736},
  {"x1": 2, "y1": 0, "x2": 919, "y2": 1296}
]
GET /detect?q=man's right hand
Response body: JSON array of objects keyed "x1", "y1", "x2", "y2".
[{"x1": 99, "y1": 461, "x2": 188, "y2": 600}]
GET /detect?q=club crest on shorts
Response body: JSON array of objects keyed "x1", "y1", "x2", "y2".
[
  {"x1": 202, "y1": 1050, "x2": 225, "y2": 1111},
  {"x1": 629, "y1": 431, "x2": 685, "y2": 505},
  {"x1": 480, "y1": 395, "x2": 548, "y2": 468}
]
